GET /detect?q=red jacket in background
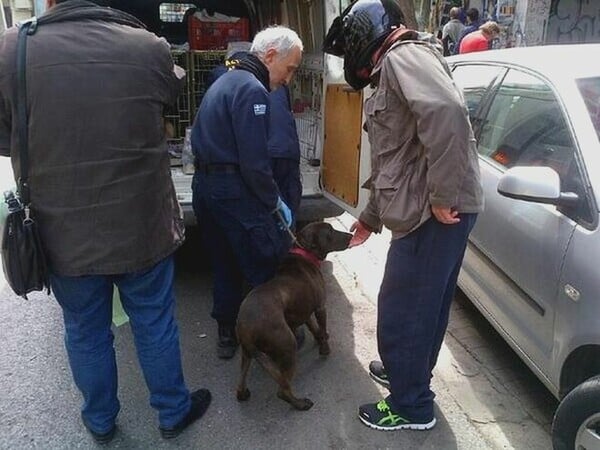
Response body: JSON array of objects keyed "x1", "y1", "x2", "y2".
[{"x1": 459, "y1": 30, "x2": 489, "y2": 54}]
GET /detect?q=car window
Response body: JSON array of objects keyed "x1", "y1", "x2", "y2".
[
  {"x1": 576, "y1": 77, "x2": 600, "y2": 142},
  {"x1": 451, "y1": 64, "x2": 504, "y2": 121},
  {"x1": 479, "y1": 68, "x2": 593, "y2": 224},
  {"x1": 478, "y1": 70, "x2": 573, "y2": 172}
]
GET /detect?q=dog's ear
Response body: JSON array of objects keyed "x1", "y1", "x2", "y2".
[
  {"x1": 297, "y1": 223, "x2": 318, "y2": 251},
  {"x1": 297, "y1": 223, "x2": 331, "y2": 260}
]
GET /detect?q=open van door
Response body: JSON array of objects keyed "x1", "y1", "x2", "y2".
[
  {"x1": 250, "y1": 0, "x2": 370, "y2": 220},
  {"x1": 253, "y1": 0, "x2": 353, "y2": 223},
  {"x1": 321, "y1": 0, "x2": 371, "y2": 219},
  {"x1": 250, "y1": 0, "x2": 367, "y2": 221}
]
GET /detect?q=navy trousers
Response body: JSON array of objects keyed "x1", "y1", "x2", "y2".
[
  {"x1": 378, "y1": 214, "x2": 477, "y2": 421},
  {"x1": 192, "y1": 172, "x2": 289, "y2": 326}
]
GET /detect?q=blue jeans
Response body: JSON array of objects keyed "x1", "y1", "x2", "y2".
[
  {"x1": 377, "y1": 214, "x2": 477, "y2": 421},
  {"x1": 50, "y1": 256, "x2": 190, "y2": 433}
]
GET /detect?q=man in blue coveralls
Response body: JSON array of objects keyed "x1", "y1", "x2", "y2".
[{"x1": 191, "y1": 26, "x2": 304, "y2": 359}]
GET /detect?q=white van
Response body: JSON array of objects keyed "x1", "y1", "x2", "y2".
[{"x1": 100, "y1": 0, "x2": 373, "y2": 226}]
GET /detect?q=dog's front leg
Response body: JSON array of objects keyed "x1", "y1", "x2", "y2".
[{"x1": 307, "y1": 308, "x2": 330, "y2": 356}]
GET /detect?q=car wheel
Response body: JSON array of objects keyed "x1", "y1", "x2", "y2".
[{"x1": 552, "y1": 375, "x2": 600, "y2": 450}]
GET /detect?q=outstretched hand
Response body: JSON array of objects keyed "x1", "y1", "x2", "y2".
[{"x1": 349, "y1": 221, "x2": 372, "y2": 248}]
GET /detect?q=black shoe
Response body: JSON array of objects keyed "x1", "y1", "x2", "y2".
[
  {"x1": 369, "y1": 360, "x2": 390, "y2": 389},
  {"x1": 295, "y1": 326, "x2": 306, "y2": 350},
  {"x1": 82, "y1": 419, "x2": 116, "y2": 445},
  {"x1": 217, "y1": 323, "x2": 238, "y2": 359},
  {"x1": 159, "y1": 388, "x2": 212, "y2": 439},
  {"x1": 358, "y1": 397, "x2": 436, "y2": 431}
]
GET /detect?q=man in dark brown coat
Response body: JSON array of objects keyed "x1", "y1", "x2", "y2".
[{"x1": 0, "y1": 0, "x2": 210, "y2": 443}]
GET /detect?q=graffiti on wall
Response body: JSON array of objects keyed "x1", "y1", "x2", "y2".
[
  {"x1": 547, "y1": 0, "x2": 600, "y2": 44},
  {"x1": 524, "y1": 0, "x2": 551, "y2": 45}
]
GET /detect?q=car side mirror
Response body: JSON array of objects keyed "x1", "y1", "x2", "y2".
[{"x1": 497, "y1": 166, "x2": 579, "y2": 207}]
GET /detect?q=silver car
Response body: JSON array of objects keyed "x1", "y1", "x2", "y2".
[{"x1": 447, "y1": 44, "x2": 600, "y2": 450}]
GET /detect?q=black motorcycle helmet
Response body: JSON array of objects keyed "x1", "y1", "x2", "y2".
[{"x1": 323, "y1": 0, "x2": 405, "y2": 90}]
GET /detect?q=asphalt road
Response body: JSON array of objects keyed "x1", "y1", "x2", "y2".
[{"x1": 0, "y1": 214, "x2": 557, "y2": 449}]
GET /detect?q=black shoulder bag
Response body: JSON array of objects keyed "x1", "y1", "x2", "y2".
[{"x1": 1, "y1": 18, "x2": 51, "y2": 299}]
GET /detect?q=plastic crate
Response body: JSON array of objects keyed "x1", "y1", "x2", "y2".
[{"x1": 188, "y1": 15, "x2": 250, "y2": 50}]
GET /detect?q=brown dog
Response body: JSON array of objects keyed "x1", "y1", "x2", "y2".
[{"x1": 235, "y1": 222, "x2": 352, "y2": 410}]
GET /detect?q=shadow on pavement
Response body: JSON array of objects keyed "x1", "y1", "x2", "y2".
[{"x1": 0, "y1": 224, "x2": 462, "y2": 449}]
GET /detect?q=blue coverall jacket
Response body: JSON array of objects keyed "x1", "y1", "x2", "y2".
[
  {"x1": 203, "y1": 64, "x2": 302, "y2": 218},
  {"x1": 268, "y1": 86, "x2": 302, "y2": 218}
]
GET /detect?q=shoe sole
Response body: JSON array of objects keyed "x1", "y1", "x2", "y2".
[
  {"x1": 87, "y1": 427, "x2": 116, "y2": 445},
  {"x1": 368, "y1": 371, "x2": 391, "y2": 389},
  {"x1": 359, "y1": 415, "x2": 437, "y2": 431},
  {"x1": 82, "y1": 418, "x2": 116, "y2": 445}
]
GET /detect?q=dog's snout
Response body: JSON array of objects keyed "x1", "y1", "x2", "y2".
[
  {"x1": 298, "y1": 222, "x2": 353, "y2": 256},
  {"x1": 332, "y1": 230, "x2": 353, "y2": 251}
]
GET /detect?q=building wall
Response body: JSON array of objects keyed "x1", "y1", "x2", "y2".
[
  {"x1": 546, "y1": 0, "x2": 600, "y2": 44},
  {"x1": 460, "y1": 0, "x2": 600, "y2": 48},
  {"x1": 496, "y1": 0, "x2": 551, "y2": 47},
  {"x1": 524, "y1": 0, "x2": 551, "y2": 45}
]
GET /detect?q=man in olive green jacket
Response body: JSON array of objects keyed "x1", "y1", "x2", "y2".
[
  {"x1": 324, "y1": 0, "x2": 483, "y2": 431},
  {"x1": 0, "y1": 0, "x2": 210, "y2": 443}
]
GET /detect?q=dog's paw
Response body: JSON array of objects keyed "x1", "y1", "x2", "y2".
[
  {"x1": 294, "y1": 398, "x2": 314, "y2": 411},
  {"x1": 236, "y1": 388, "x2": 251, "y2": 402},
  {"x1": 318, "y1": 342, "x2": 331, "y2": 356}
]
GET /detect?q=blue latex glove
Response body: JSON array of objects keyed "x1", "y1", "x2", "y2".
[{"x1": 276, "y1": 196, "x2": 293, "y2": 229}]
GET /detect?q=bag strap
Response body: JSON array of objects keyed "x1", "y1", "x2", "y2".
[{"x1": 16, "y1": 17, "x2": 38, "y2": 206}]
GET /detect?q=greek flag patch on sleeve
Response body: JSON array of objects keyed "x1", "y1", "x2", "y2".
[{"x1": 253, "y1": 104, "x2": 267, "y2": 116}]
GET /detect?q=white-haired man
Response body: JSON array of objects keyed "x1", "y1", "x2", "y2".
[{"x1": 191, "y1": 26, "x2": 303, "y2": 359}]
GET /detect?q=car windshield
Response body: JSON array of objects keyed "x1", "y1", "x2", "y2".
[{"x1": 576, "y1": 77, "x2": 600, "y2": 141}]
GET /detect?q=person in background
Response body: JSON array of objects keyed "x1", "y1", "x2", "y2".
[
  {"x1": 459, "y1": 21, "x2": 500, "y2": 54},
  {"x1": 191, "y1": 26, "x2": 303, "y2": 360},
  {"x1": 441, "y1": 7, "x2": 465, "y2": 56},
  {"x1": 453, "y1": 7, "x2": 484, "y2": 54},
  {"x1": 0, "y1": 0, "x2": 211, "y2": 444},
  {"x1": 324, "y1": 0, "x2": 483, "y2": 432}
]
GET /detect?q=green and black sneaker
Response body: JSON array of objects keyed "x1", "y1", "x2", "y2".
[{"x1": 358, "y1": 398, "x2": 436, "y2": 431}]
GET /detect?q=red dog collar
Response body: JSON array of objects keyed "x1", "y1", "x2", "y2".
[{"x1": 289, "y1": 247, "x2": 321, "y2": 267}]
